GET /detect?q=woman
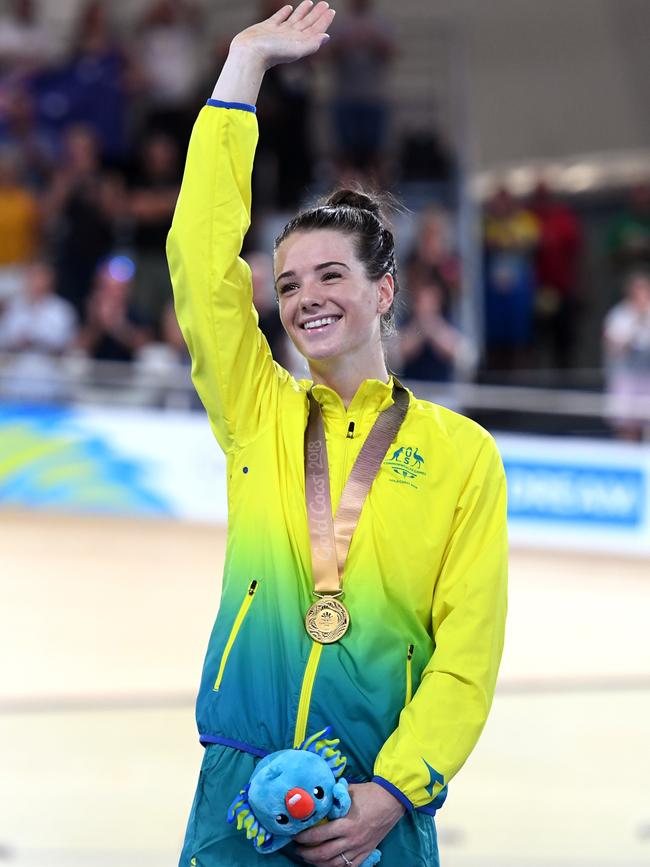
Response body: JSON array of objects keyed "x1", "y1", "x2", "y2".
[{"x1": 167, "y1": 4, "x2": 508, "y2": 866}]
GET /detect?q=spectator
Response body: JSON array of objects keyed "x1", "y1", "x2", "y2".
[
  {"x1": 483, "y1": 186, "x2": 539, "y2": 373},
  {"x1": 133, "y1": 300, "x2": 196, "y2": 409},
  {"x1": 530, "y1": 181, "x2": 582, "y2": 369},
  {"x1": 159, "y1": 299, "x2": 190, "y2": 366},
  {"x1": 405, "y1": 205, "x2": 461, "y2": 315},
  {"x1": 43, "y1": 123, "x2": 125, "y2": 315},
  {"x1": 135, "y1": 0, "x2": 205, "y2": 148},
  {"x1": 603, "y1": 270, "x2": 650, "y2": 441},
  {"x1": 329, "y1": 0, "x2": 396, "y2": 178},
  {"x1": 128, "y1": 131, "x2": 180, "y2": 328},
  {"x1": 607, "y1": 182, "x2": 650, "y2": 274},
  {"x1": 0, "y1": 146, "x2": 40, "y2": 301},
  {"x1": 0, "y1": 85, "x2": 57, "y2": 189},
  {"x1": 0, "y1": 0, "x2": 51, "y2": 78},
  {"x1": 30, "y1": 0, "x2": 133, "y2": 163},
  {"x1": 398, "y1": 281, "x2": 476, "y2": 383},
  {"x1": 397, "y1": 122, "x2": 454, "y2": 184},
  {"x1": 0, "y1": 259, "x2": 77, "y2": 401},
  {"x1": 77, "y1": 255, "x2": 151, "y2": 362}
]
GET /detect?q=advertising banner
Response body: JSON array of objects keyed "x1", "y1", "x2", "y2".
[
  {"x1": 0, "y1": 403, "x2": 227, "y2": 523},
  {"x1": 497, "y1": 433, "x2": 650, "y2": 555},
  {"x1": 1, "y1": 404, "x2": 648, "y2": 554}
]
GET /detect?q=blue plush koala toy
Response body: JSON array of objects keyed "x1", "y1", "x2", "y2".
[{"x1": 227, "y1": 728, "x2": 381, "y2": 865}]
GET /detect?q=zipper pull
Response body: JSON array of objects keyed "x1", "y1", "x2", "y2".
[
  {"x1": 407, "y1": 643, "x2": 414, "y2": 660},
  {"x1": 346, "y1": 421, "x2": 355, "y2": 439},
  {"x1": 248, "y1": 580, "x2": 258, "y2": 595}
]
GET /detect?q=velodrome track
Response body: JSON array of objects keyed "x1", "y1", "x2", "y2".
[{"x1": 1, "y1": 510, "x2": 649, "y2": 867}]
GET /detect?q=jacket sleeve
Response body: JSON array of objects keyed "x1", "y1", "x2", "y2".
[
  {"x1": 166, "y1": 102, "x2": 282, "y2": 453},
  {"x1": 372, "y1": 432, "x2": 508, "y2": 812}
]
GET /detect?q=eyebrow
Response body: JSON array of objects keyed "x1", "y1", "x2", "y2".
[{"x1": 275, "y1": 261, "x2": 350, "y2": 284}]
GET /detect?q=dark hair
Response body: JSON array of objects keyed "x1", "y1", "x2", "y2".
[
  {"x1": 624, "y1": 267, "x2": 650, "y2": 290},
  {"x1": 274, "y1": 188, "x2": 400, "y2": 336}
]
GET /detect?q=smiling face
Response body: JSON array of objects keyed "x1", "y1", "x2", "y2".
[{"x1": 274, "y1": 229, "x2": 393, "y2": 374}]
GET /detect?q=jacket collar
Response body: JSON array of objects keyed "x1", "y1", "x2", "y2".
[{"x1": 300, "y1": 375, "x2": 396, "y2": 422}]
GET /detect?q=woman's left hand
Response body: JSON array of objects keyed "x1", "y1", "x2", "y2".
[{"x1": 293, "y1": 781, "x2": 405, "y2": 866}]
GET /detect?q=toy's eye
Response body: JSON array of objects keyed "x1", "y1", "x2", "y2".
[
  {"x1": 276, "y1": 813, "x2": 289, "y2": 825},
  {"x1": 313, "y1": 786, "x2": 325, "y2": 799}
]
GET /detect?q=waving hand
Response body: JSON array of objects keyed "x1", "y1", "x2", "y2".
[
  {"x1": 212, "y1": 1, "x2": 336, "y2": 104},
  {"x1": 233, "y1": 1, "x2": 336, "y2": 67}
]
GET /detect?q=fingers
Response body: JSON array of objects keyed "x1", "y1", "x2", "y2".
[
  {"x1": 268, "y1": 4, "x2": 293, "y2": 23},
  {"x1": 294, "y1": 839, "x2": 360, "y2": 865},
  {"x1": 304, "y1": 10, "x2": 336, "y2": 43},
  {"x1": 300, "y1": 1, "x2": 335, "y2": 32},
  {"x1": 323, "y1": 854, "x2": 362, "y2": 867},
  {"x1": 296, "y1": 818, "x2": 345, "y2": 845},
  {"x1": 290, "y1": 0, "x2": 317, "y2": 25}
]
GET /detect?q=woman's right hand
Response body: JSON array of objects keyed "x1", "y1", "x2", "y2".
[{"x1": 230, "y1": 1, "x2": 336, "y2": 69}]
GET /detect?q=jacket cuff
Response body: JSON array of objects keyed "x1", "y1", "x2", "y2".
[
  {"x1": 372, "y1": 774, "x2": 449, "y2": 816},
  {"x1": 206, "y1": 98, "x2": 256, "y2": 113},
  {"x1": 371, "y1": 776, "x2": 414, "y2": 812}
]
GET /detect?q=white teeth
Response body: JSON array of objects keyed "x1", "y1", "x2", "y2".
[{"x1": 303, "y1": 317, "x2": 339, "y2": 330}]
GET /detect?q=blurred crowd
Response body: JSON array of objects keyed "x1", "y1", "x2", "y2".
[
  {"x1": 1, "y1": 0, "x2": 649, "y2": 437},
  {"x1": 480, "y1": 180, "x2": 650, "y2": 438}
]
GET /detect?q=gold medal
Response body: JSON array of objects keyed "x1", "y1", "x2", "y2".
[
  {"x1": 305, "y1": 597, "x2": 350, "y2": 644},
  {"x1": 303, "y1": 384, "x2": 407, "y2": 646}
]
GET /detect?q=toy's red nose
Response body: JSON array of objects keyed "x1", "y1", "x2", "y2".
[{"x1": 285, "y1": 787, "x2": 315, "y2": 819}]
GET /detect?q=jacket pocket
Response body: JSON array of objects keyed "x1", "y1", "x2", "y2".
[
  {"x1": 405, "y1": 643, "x2": 415, "y2": 706},
  {"x1": 213, "y1": 580, "x2": 258, "y2": 692}
]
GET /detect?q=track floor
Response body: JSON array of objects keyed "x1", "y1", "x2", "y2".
[{"x1": 1, "y1": 510, "x2": 649, "y2": 866}]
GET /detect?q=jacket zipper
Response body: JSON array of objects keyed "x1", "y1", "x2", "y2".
[
  {"x1": 337, "y1": 417, "x2": 355, "y2": 499},
  {"x1": 213, "y1": 580, "x2": 258, "y2": 692},
  {"x1": 293, "y1": 641, "x2": 323, "y2": 746},
  {"x1": 405, "y1": 643, "x2": 415, "y2": 705}
]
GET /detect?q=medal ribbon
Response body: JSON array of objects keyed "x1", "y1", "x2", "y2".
[{"x1": 304, "y1": 381, "x2": 409, "y2": 596}]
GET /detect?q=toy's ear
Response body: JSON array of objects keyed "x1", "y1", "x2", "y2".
[
  {"x1": 328, "y1": 777, "x2": 351, "y2": 819},
  {"x1": 299, "y1": 727, "x2": 347, "y2": 779},
  {"x1": 226, "y1": 787, "x2": 274, "y2": 852}
]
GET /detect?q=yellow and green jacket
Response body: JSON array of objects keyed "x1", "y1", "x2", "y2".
[{"x1": 167, "y1": 101, "x2": 508, "y2": 816}]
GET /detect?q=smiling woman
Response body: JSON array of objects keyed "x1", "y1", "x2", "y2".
[
  {"x1": 275, "y1": 188, "x2": 397, "y2": 321},
  {"x1": 274, "y1": 221, "x2": 395, "y2": 399},
  {"x1": 166, "y1": 3, "x2": 508, "y2": 867}
]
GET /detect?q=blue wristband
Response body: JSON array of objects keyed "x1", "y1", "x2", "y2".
[{"x1": 206, "y1": 98, "x2": 256, "y2": 113}]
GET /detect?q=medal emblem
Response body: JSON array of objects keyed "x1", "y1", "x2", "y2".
[{"x1": 305, "y1": 597, "x2": 350, "y2": 644}]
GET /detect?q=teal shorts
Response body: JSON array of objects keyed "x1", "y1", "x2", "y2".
[{"x1": 179, "y1": 744, "x2": 440, "y2": 866}]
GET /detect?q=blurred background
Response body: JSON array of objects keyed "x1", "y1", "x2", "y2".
[{"x1": 0, "y1": 0, "x2": 649, "y2": 865}]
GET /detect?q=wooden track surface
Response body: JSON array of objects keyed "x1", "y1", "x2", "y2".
[{"x1": 1, "y1": 510, "x2": 649, "y2": 866}]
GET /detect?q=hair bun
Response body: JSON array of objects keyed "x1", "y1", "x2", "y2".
[{"x1": 326, "y1": 188, "x2": 382, "y2": 217}]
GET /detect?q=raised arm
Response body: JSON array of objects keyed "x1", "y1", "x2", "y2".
[{"x1": 166, "y1": 2, "x2": 335, "y2": 453}]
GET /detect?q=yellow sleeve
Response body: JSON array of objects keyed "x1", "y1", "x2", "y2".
[
  {"x1": 373, "y1": 432, "x2": 508, "y2": 812},
  {"x1": 166, "y1": 104, "x2": 282, "y2": 453}
]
